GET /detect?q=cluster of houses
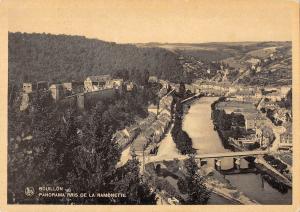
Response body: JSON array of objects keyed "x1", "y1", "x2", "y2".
[
  {"x1": 228, "y1": 128, "x2": 264, "y2": 149},
  {"x1": 214, "y1": 100, "x2": 272, "y2": 149},
  {"x1": 112, "y1": 96, "x2": 173, "y2": 155},
  {"x1": 131, "y1": 110, "x2": 172, "y2": 156},
  {"x1": 112, "y1": 93, "x2": 173, "y2": 156},
  {"x1": 215, "y1": 90, "x2": 292, "y2": 151},
  {"x1": 184, "y1": 79, "x2": 291, "y2": 103},
  {"x1": 258, "y1": 98, "x2": 292, "y2": 124},
  {"x1": 110, "y1": 78, "x2": 174, "y2": 154}
]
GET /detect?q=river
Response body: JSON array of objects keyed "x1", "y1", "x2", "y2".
[{"x1": 182, "y1": 97, "x2": 292, "y2": 205}]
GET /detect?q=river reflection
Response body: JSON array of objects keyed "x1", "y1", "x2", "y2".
[{"x1": 183, "y1": 97, "x2": 292, "y2": 205}]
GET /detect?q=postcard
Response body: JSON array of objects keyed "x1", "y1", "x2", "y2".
[{"x1": 0, "y1": 0, "x2": 299, "y2": 211}]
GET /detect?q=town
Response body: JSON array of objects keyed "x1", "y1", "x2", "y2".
[{"x1": 11, "y1": 71, "x2": 292, "y2": 205}]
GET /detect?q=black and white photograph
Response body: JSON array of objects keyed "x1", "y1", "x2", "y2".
[{"x1": 3, "y1": 0, "x2": 299, "y2": 207}]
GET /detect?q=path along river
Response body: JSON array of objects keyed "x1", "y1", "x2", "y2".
[{"x1": 155, "y1": 97, "x2": 291, "y2": 204}]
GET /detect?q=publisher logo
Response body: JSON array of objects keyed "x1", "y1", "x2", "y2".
[{"x1": 25, "y1": 187, "x2": 35, "y2": 197}]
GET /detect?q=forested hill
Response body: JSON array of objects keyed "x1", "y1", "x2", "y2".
[{"x1": 8, "y1": 32, "x2": 184, "y2": 85}]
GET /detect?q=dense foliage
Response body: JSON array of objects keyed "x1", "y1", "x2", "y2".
[
  {"x1": 9, "y1": 32, "x2": 184, "y2": 87},
  {"x1": 182, "y1": 156, "x2": 211, "y2": 204},
  {"x1": 8, "y1": 87, "x2": 157, "y2": 204},
  {"x1": 170, "y1": 88, "x2": 196, "y2": 155}
]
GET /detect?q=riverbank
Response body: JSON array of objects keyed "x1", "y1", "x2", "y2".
[
  {"x1": 200, "y1": 166, "x2": 258, "y2": 204},
  {"x1": 255, "y1": 157, "x2": 292, "y2": 188},
  {"x1": 182, "y1": 97, "x2": 291, "y2": 204}
]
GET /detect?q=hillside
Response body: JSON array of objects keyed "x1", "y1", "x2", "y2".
[
  {"x1": 9, "y1": 32, "x2": 292, "y2": 87},
  {"x1": 141, "y1": 41, "x2": 292, "y2": 86},
  {"x1": 8, "y1": 32, "x2": 184, "y2": 86}
]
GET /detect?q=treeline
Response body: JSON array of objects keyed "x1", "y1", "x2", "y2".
[
  {"x1": 170, "y1": 83, "x2": 196, "y2": 155},
  {"x1": 8, "y1": 86, "x2": 159, "y2": 204},
  {"x1": 9, "y1": 32, "x2": 184, "y2": 86}
]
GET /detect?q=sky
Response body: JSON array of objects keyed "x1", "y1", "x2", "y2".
[{"x1": 4, "y1": 0, "x2": 296, "y2": 43}]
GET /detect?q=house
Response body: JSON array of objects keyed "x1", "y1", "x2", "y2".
[
  {"x1": 158, "y1": 112, "x2": 171, "y2": 123},
  {"x1": 265, "y1": 91, "x2": 282, "y2": 102},
  {"x1": 106, "y1": 79, "x2": 124, "y2": 89},
  {"x1": 20, "y1": 93, "x2": 30, "y2": 111},
  {"x1": 84, "y1": 75, "x2": 111, "y2": 92},
  {"x1": 63, "y1": 82, "x2": 72, "y2": 92},
  {"x1": 158, "y1": 87, "x2": 168, "y2": 97},
  {"x1": 113, "y1": 129, "x2": 130, "y2": 150},
  {"x1": 112, "y1": 79, "x2": 124, "y2": 89},
  {"x1": 148, "y1": 76, "x2": 158, "y2": 83},
  {"x1": 159, "y1": 95, "x2": 173, "y2": 111},
  {"x1": 159, "y1": 79, "x2": 169, "y2": 89},
  {"x1": 243, "y1": 113, "x2": 267, "y2": 130},
  {"x1": 49, "y1": 84, "x2": 65, "y2": 101},
  {"x1": 131, "y1": 128, "x2": 155, "y2": 156},
  {"x1": 148, "y1": 104, "x2": 158, "y2": 115},
  {"x1": 228, "y1": 86, "x2": 238, "y2": 94},
  {"x1": 247, "y1": 58, "x2": 261, "y2": 65},
  {"x1": 256, "y1": 66, "x2": 262, "y2": 73},
  {"x1": 125, "y1": 82, "x2": 134, "y2": 91},
  {"x1": 229, "y1": 136, "x2": 257, "y2": 149},
  {"x1": 22, "y1": 83, "x2": 34, "y2": 94},
  {"x1": 150, "y1": 121, "x2": 164, "y2": 143},
  {"x1": 254, "y1": 89, "x2": 263, "y2": 99},
  {"x1": 234, "y1": 90, "x2": 255, "y2": 101},
  {"x1": 138, "y1": 113, "x2": 156, "y2": 131},
  {"x1": 280, "y1": 86, "x2": 291, "y2": 98},
  {"x1": 279, "y1": 133, "x2": 292, "y2": 150}
]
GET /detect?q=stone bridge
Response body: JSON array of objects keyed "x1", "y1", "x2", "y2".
[{"x1": 146, "y1": 150, "x2": 269, "y2": 171}]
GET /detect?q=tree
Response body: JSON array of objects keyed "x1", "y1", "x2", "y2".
[
  {"x1": 114, "y1": 158, "x2": 156, "y2": 204},
  {"x1": 184, "y1": 156, "x2": 210, "y2": 204},
  {"x1": 143, "y1": 69, "x2": 150, "y2": 85},
  {"x1": 179, "y1": 82, "x2": 186, "y2": 98}
]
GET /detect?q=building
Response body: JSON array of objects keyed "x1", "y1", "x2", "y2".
[
  {"x1": 125, "y1": 81, "x2": 134, "y2": 91},
  {"x1": 63, "y1": 82, "x2": 72, "y2": 92},
  {"x1": 234, "y1": 90, "x2": 256, "y2": 102},
  {"x1": 20, "y1": 93, "x2": 30, "y2": 111},
  {"x1": 247, "y1": 58, "x2": 261, "y2": 65},
  {"x1": 148, "y1": 76, "x2": 158, "y2": 83},
  {"x1": 49, "y1": 84, "x2": 65, "y2": 101},
  {"x1": 131, "y1": 127, "x2": 156, "y2": 156},
  {"x1": 159, "y1": 79, "x2": 169, "y2": 89},
  {"x1": 243, "y1": 113, "x2": 267, "y2": 130},
  {"x1": 111, "y1": 79, "x2": 123, "y2": 89},
  {"x1": 105, "y1": 79, "x2": 124, "y2": 89},
  {"x1": 84, "y1": 75, "x2": 111, "y2": 92},
  {"x1": 265, "y1": 91, "x2": 282, "y2": 102},
  {"x1": 215, "y1": 101, "x2": 257, "y2": 114},
  {"x1": 148, "y1": 104, "x2": 158, "y2": 115},
  {"x1": 22, "y1": 83, "x2": 34, "y2": 94},
  {"x1": 279, "y1": 133, "x2": 292, "y2": 150},
  {"x1": 113, "y1": 126, "x2": 140, "y2": 150},
  {"x1": 229, "y1": 137, "x2": 257, "y2": 149}
]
